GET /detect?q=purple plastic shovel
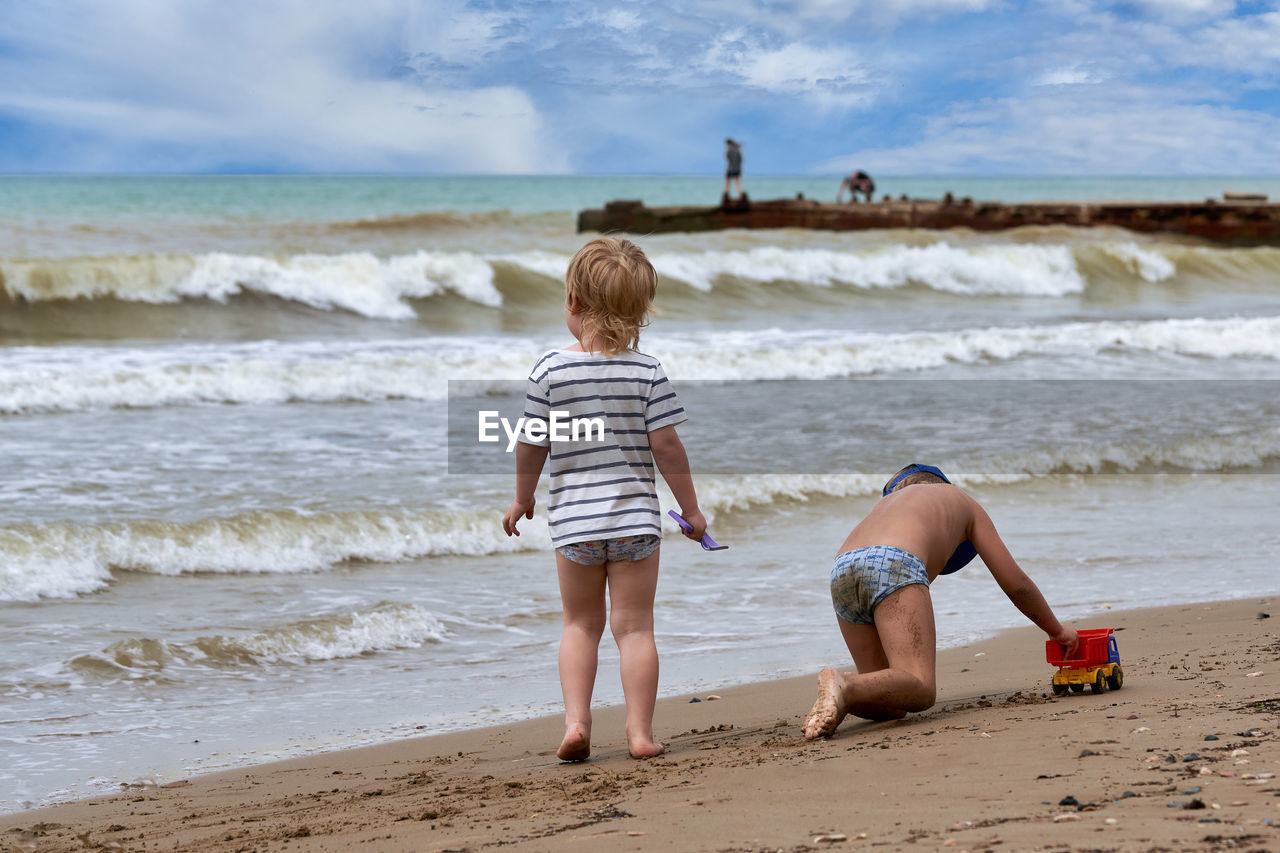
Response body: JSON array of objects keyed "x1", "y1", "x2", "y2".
[{"x1": 668, "y1": 510, "x2": 729, "y2": 551}]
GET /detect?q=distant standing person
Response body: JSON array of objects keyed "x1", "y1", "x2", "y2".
[
  {"x1": 837, "y1": 170, "x2": 875, "y2": 203},
  {"x1": 723, "y1": 138, "x2": 744, "y2": 203}
]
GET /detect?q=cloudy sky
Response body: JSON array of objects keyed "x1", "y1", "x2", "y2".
[{"x1": 1, "y1": 0, "x2": 1278, "y2": 175}]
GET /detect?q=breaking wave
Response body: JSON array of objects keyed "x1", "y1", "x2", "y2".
[
  {"x1": 5, "y1": 424, "x2": 1277, "y2": 602},
  {"x1": 5, "y1": 241, "x2": 1275, "y2": 318},
  {"x1": 3, "y1": 315, "x2": 1280, "y2": 415},
  {"x1": 68, "y1": 602, "x2": 446, "y2": 675},
  {"x1": 0, "y1": 508, "x2": 550, "y2": 602}
]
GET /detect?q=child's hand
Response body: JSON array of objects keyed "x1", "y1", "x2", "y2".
[
  {"x1": 503, "y1": 497, "x2": 536, "y2": 536},
  {"x1": 677, "y1": 508, "x2": 707, "y2": 541},
  {"x1": 1050, "y1": 626, "x2": 1079, "y2": 659}
]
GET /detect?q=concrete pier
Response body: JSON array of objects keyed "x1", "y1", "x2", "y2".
[{"x1": 577, "y1": 196, "x2": 1280, "y2": 245}]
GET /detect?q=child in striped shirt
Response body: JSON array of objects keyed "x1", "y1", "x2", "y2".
[{"x1": 502, "y1": 237, "x2": 705, "y2": 761}]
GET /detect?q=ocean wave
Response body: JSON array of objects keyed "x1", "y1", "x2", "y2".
[
  {"x1": 656, "y1": 315, "x2": 1280, "y2": 380},
  {"x1": 0, "y1": 508, "x2": 549, "y2": 602},
  {"x1": 8, "y1": 242, "x2": 1276, "y2": 318},
  {"x1": 4, "y1": 315, "x2": 1280, "y2": 415},
  {"x1": 329, "y1": 209, "x2": 569, "y2": 232},
  {"x1": 5, "y1": 423, "x2": 1277, "y2": 601},
  {"x1": 682, "y1": 425, "x2": 1280, "y2": 511},
  {"x1": 68, "y1": 603, "x2": 446, "y2": 675},
  {"x1": 652, "y1": 243, "x2": 1089, "y2": 295},
  {"x1": 0, "y1": 251, "x2": 504, "y2": 318}
]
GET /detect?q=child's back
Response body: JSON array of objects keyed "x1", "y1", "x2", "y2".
[
  {"x1": 524, "y1": 348, "x2": 684, "y2": 550},
  {"x1": 838, "y1": 483, "x2": 977, "y2": 580},
  {"x1": 803, "y1": 463, "x2": 1076, "y2": 739},
  {"x1": 502, "y1": 237, "x2": 705, "y2": 761}
]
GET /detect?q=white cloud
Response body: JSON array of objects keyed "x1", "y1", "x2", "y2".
[
  {"x1": 1035, "y1": 66, "x2": 1109, "y2": 86},
  {"x1": 701, "y1": 32, "x2": 876, "y2": 108},
  {"x1": 693, "y1": 0, "x2": 1000, "y2": 31},
  {"x1": 0, "y1": 1, "x2": 565, "y2": 172},
  {"x1": 822, "y1": 89, "x2": 1280, "y2": 174},
  {"x1": 1124, "y1": 0, "x2": 1237, "y2": 18}
]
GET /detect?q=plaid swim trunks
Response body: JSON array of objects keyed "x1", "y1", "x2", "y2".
[
  {"x1": 556, "y1": 534, "x2": 660, "y2": 566},
  {"x1": 830, "y1": 545, "x2": 929, "y2": 624}
]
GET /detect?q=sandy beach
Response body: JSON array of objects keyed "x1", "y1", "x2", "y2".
[{"x1": 2, "y1": 595, "x2": 1276, "y2": 852}]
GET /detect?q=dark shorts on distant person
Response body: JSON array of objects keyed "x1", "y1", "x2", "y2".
[
  {"x1": 725, "y1": 169, "x2": 741, "y2": 179},
  {"x1": 830, "y1": 545, "x2": 929, "y2": 624}
]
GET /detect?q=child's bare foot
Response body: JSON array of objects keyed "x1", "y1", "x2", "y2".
[
  {"x1": 627, "y1": 735, "x2": 665, "y2": 759},
  {"x1": 557, "y1": 723, "x2": 591, "y2": 762},
  {"x1": 803, "y1": 667, "x2": 848, "y2": 739}
]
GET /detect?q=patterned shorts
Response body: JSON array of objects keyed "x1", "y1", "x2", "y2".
[
  {"x1": 830, "y1": 545, "x2": 929, "y2": 625},
  {"x1": 556, "y1": 535, "x2": 661, "y2": 566}
]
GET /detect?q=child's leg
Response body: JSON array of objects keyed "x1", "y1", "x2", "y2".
[
  {"x1": 555, "y1": 552, "x2": 608, "y2": 761},
  {"x1": 804, "y1": 584, "x2": 937, "y2": 738},
  {"x1": 604, "y1": 548, "x2": 663, "y2": 757}
]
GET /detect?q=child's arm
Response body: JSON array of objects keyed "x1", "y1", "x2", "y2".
[
  {"x1": 968, "y1": 499, "x2": 1079, "y2": 657},
  {"x1": 502, "y1": 442, "x2": 550, "y2": 537},
  {"x1": 648, "y1": 424, "x2": 706, "y2": 540}
]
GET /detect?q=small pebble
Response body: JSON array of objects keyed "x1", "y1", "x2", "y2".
[
  {"x1": 1218, "y1": 769, "x2": 1236, "y2": 778},
  {"x1": 1131, "y1": 726, "x2": 1149, "y2": 734},
  {"x1": 1260, "y1": 612, "x2": 1271, "y2": 619},
  {"x1": 1125, "y1": 714, "x2": 1139, "y2": 720},
  {"x1": 1231, "y1": 748, "x2": 1250, "y2": 757},
  {"x1": 1198, "y1": 817, "x2": 1222, "y2": 823},
  {"x1": 1052, "y1": 813, "x2": 1080, "y2": 822},
  {"x1": 1059, "y1": 796, "x2": 1079, "y2": 807},
  {"x1": 1104, "y1": 817, "x2": 1118, "y2": 825},
  {"x1": 1167, "y1": 801, "x2": 1184, "y2": 808},
  {"x1": 1204, "y1": 734, "x2": 1219, "y2": 741},
  {"x1": 688, "y1": 697, "x2": 701, "y2": 703},
  {"x1": 960, "y1": 667, "x2": 969, "y2": 672},
  {"x1": 1185, "y1": 799, "x2": 1206, "y2": 810},
  {"x1": 812, "y1": 833, "x2": 847, "y2": 843},
  {"x1": 1246, "y1": 671, "x2": 1264, "y2": 678},
  {"x1": 1182, "y1": 786, "x2": 1202, "y2": 795},
  {"x1": 1182, "y1": 753, "x2": 1200, "y2": 762},
  {"x1": 1164, "y1": 754, "x2": 1177, "y2": 763},
  {"x1": 1120, "y1": 791, "x2": 1137, "y2": 799},
  {"x1": 1079, "y1": 749, "x2": 1095, "y2": 757}
]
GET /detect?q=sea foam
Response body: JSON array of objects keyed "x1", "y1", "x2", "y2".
[
  {"x1": 3, "y1": 315, "x2": 1280, "y2": 415},
  {"x1": 0, "y1": 240, "x2": 1209, "y2": 317}
]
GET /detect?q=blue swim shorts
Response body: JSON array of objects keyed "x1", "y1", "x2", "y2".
[
  {"x1": 556, "y1": 535, "x2": 660, "y2": 566},
  {"x1": 830, "y1": 545, "x2": 929, "y2": 624}
]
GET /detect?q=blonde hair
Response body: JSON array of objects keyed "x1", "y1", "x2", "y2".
[{"x1": 564, "y1": 237, "x2": 656, "y2": 355}]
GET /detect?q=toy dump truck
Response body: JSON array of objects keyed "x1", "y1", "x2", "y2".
[{"x1": 1047, "y1": 628, "x2": 1122, "y2": 695}]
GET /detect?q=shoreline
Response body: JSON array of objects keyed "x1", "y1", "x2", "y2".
[{"x1": 3, "y1": 595, "x2": 1277, "y2": 851}]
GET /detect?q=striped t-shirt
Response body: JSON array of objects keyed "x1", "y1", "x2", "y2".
[{"x1": 520, "y1": 349, "x2": 686, "y2": 547}]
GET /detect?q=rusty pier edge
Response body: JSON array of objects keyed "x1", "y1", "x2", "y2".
[{"x1": 577, "y1": 197, "x2": 1280, "y2": 245}]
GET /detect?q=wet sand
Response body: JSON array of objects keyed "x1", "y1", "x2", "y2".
[{"x1": 3, "y1": 596, "x2": 1277, "y2": 852}]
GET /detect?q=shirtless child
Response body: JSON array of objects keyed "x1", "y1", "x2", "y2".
[{"x1": 803, "y1": 464, "x2": 1078, "y2": 739}]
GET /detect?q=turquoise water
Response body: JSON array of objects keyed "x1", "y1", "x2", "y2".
[{"x1": 3, "y1": 174, "x2": 1278, "y2": 224}]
